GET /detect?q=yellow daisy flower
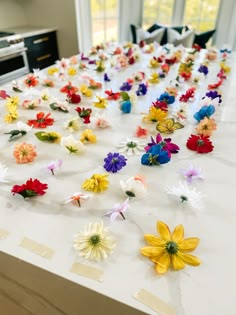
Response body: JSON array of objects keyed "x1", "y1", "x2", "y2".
[
  {"x1": 6, "y1": 96, "x2": 19, "y2": 107},
  {"x1": 80, "y1": 129, "x2": 97, "y2": 144},
  {"x1": 82, "y1": 173, "x2": 109, "y2": 192},
  {"x1": 149, "y1": 57, "x2": 159, "y2": 68},
  {"x1": 93, "y1": 96, "x2": 108, "y2": 109},
  {"x1": 4, "y1": 112, "x2": 18, "y2": 123},
  {"x1": 67, "y1": 67, "x2": 77, "y2": 76},
  {"x1": 148, "y1": 72, "x2": 159, "y2": 84},
  {"x1": 141, "y1": 220, "x2": 201, "y2": 274},
  {"x1": 47, "y1": 67, "x2": 59, "y2": 75},
  {"x1": 143, "y1": 106, "x2": 167, "y2": 124},
  {"x1": 79, "y1": 84, "x2": 93, "y2": 97}
]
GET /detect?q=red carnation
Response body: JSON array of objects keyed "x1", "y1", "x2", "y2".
[
  {"x1": 186, "y1": 134, "x2": 214, "y2": 153},
  {"x1": 11, "y1": 178, "x2": 48, "y2": 199},
  {"x1": 75, "y1": 107, "x2": 92, "y2": 124},
  {"x1": 67, "y1": 91, "x2": 81, "y2": 104}
]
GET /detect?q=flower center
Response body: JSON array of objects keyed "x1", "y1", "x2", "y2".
[
  {"x1": 89, "y1": 234, "x2": 100, "y2": 246},
  {"x1": 180, "y1": 195, "x2": 188, "y2": 202},
  {"x1": 127, "y1": 141, "x2": 137, "y2": 148},
  {"x1": 165, "y1": 241, "x2": 178, "y2": 254},
  {"x1": 197, "y1": 139, "x2": 204, "y2": 146},
  {"x1": 126, "y1": 190, "x2": 135, "y2": 197},
  {"x1": 112, "y1": 158, "x2": 118, "y2": 164}
]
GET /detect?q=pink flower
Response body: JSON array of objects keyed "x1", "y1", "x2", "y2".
[
  {"x1": 0, "y1": 90, "x2": 10, "y2": 99},
  {"x1": 64, "y1": 192, "x2": 90, "y2": 207},
  {"x1": 180, "y1": 165, "x2": 204, "y2": 184},
  {"x1": 104, "y1": 198, "x2": 130, "y2": 221},
  {"x1": 46, "y1": 159, "x2": 62, "y2": 175}
]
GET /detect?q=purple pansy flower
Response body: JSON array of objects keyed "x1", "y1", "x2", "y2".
[
  {"x1": 120, "y1": 82, "x2": 132, "y2": 91},
  {"x1": 204, "y1": 90, "x2": 222, "y2": 103},
  {"x1": 157, "y1": 92, "x2": 175, "y2": 104},
  {"x1": 198, "y1": 65, "x2": 209, "y2": 76},
  {"x1": 103, "y1": 152, "x2": 127, "y2": 173},
  {"x1": 136, "y1": 83, "x2": 148, "y2": 96},
  {"x1": 145, "y1": 133, "x2": 179, "y2": 157}
]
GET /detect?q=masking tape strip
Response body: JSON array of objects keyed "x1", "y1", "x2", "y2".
[
  {"x1": 134, "y1": 289, "x2": 175, "y2": 315},
  {"x1": 19, "y1": 237, "x2": 54, "y2": 259},
  {"x1": 70, "y1": 262, "x2": 103, "y2": 282},
  {"x1": 0, "y1": 229, "x2": 10, "y2": 240}
]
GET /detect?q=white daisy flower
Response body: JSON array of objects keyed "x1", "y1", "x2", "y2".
[
  {"x1": 171, "y1": 103, "x2": 189, "y2": 124},
  {"x1": 0, "y1": 163, "x2": 9, "y2": 183},
  {"x1": 40, "y1": 88, "x2": 51, "y2": 102},
  {"x1": 73, "y1": 222, "x2": 116, "y2": 261},
  {"x1": 166, "y1": 181, "x2": 203, "y2": 210},
  {"x1": 64, "y1": 117, "x2": 82, "y2": 132},
  {"x1": 117, "y1": 138, "x2": 145, "y2": 156},
  {"x1": 60, "y1": 135, "x2": 85, "y2": 154},
  {"x1": 120, "y1": 175, "x2": 147, "y2": 198}
]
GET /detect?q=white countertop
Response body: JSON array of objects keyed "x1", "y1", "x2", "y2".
[
  {"x1": 1, "y1": 25, "x2": 57, "y2": 38},
  {"x1": 0, "y1": 45, "x2": 236, "y2": 315}
]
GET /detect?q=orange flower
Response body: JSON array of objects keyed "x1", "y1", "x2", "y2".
[
  {"x1": 24, "y1": 74, "x2": 39, "y2": 87},
  {"x1": 13, "y1": 143, "x2": 37, "y2": 164},
  {"x1": 60, "y1": 81, "x2": 79, "y2": 94},
  {"x1": 27, "y1": 112, "x2": 54, "y2": 128},
  {"x1": 196, "y1": 117, "x2": 217, "y2": 136},
  {"x1": 42, "y1": 79, "x2": 55, "y2": 87}
]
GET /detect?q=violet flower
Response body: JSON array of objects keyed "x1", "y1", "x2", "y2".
[
  {"x1": 136, "y1": 83, "x2": 148, "y2": 96},
  {"x1": 180, "y1": 165, "x2": 204, "y2": 184},
  {"x1": 103, "y1": 152, "x2": 127, "y2": 173},
  {"x1": 46, "y1": 159, "x2": 62, "y2": 175},
  {"x1": 198, "y1": 65, "x2": 208, "y2": 76},
  {"x1": 120, "y1": 82, "x2": 132, "y2": 91},
  {"x1": 145, "y1": 133, "x2": 179, "y2": 157},
  {"x1": 204, "y1": 90, "x2": 222, "y2": 104},
  {"x1": 104, "y1": 73, "x2": 111, "y2": 82},
  {"x1": 104, "y1": 198, "x2": 130, "y2": 221}
]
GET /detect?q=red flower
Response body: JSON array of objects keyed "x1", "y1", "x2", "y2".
[
  {"x1": 67, "y1": 91, "x2": 81, "y2": 104},
  {"x1": 192, "y1": 43, "x2": 202, "y2": 51},
  {"x1": 105, "y1": 89, "x2": 120, "y2": 100},
  {"x1": 179, "y1": 87, "x2": 196, "y2": 102},
  {"x1": 180, "y1": 71, "x2": 192, "y2": 81},
  {"x1": 0, "y1": 90, "x2": 10, "y2": 99},
  {"x1": 11, "y1": 178, "x2": 48, "y2": 198},
  {"x1": 161, "y1": 63, "x2": 170, "y2": 73},
  {"x1": 152, "y1": 100, "x2": 168, "y2": 112},
  {"x1": 75, "y1": 107, "x2": 92, "y2": 124},
  {"x1": 128, "y1": 56, "x2": 135, "y2": 65},
  {"x1": 27, "y1": 112, "x2": 54, "y2": 128},
  {"x1": 208, "y1": 79, "x2": 223, "y2": 90},
  {"x1": 24, "y1": 74, "x2": 39, "y2": 87},
  {"x1": 186, "y1": 134, "x2": 214, "y2": 153},
  {"x1": 60, "y1": 81, "x2": 79, "y2": 93}
]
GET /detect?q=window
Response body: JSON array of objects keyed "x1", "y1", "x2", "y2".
[
  {"x1": 183, "y1": 0, "x2": 220, "y2": 33},
  {"x1": 142, "y1": 0, "x2": 174, "y2": 29},
  {"x1": 90, "y1": 0, "x2": 119, "y2": 46}
]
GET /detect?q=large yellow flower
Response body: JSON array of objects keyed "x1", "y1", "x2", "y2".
[
  {"x1": 80, "y1": 129, "x2": 97, "y2": 144},
  {"x1": 143, "y1": 106, "x2": 167, "y2": 124},
  {"x1": 82, "y1": 173, "x2": 109, "y2": 192},
  {"x1": 93, "y1": 96, "x2": 108, "y2": 109},
  {"x1": 141, "y1": 221, "x2": 201, "y2": 274}
]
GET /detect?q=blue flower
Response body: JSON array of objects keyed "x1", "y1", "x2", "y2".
[
  {"x1": 193, "y1": 105, "x2": 215, "y2": 122},
  {"x1": 104, "y1": 152, "x2": 127, "y2": 173},
  {"x1": 198, "y1": 65, "x2": 208, "y2": 76},
  {"x1": 136, "y1": 83, "x2": 148, "y2": 96},
  {"x1": 141, "y1": 144, "x2": 170, "y2": 166},
  {"x1": 120, "y1": 100, "x2": 132, "y2": 113},
  {"x1": 120, "y1": 82, "x2": 132, "y2": 91},
  {"x1": 104, "y1": 73, "x2": 111, "y2": 82},
  {"x1": 158, "y1": 92, "x2": 175, "y2": 105}
]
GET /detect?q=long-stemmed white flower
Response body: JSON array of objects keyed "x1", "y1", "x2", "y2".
[
  {"x1": 61, "y1": 135, "x2": 85, "y2": 154},
  {"x1": 0, "y1": 163, "x2": 9, "y2": 183},
  {"x1": 73, "y1": 222, "x2": 116, "y2": 261},
  {"x1": 166, "y1": 181, "x2": 203, "y2": 210},
  {"x1": 120, "y1": 175, "x2": 147, "y2": 198},
  {"x1": 117, "y1": 138, "x2": 145, "y2": 156},
  {"x1": 65, "y1": 192, "x2": 90, "y2": 207},
  {"x1": 104, "y1": 198, "x2": 130, "y2": 221}
]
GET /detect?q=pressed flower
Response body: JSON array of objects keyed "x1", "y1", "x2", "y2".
[
  {"x1": 4, "y1": 111, "x2": 18, "y2": 123},
  {"x1": 79, "y1": 84, "x2": 93, "y2": 97},
  {"x1": 208, "y1": 79, "x2": 223, "y2": 90},
  {"x1": 50, "y1": 101, "x2": 69, "y2": 113},
  {"x1": 40, "y1": 89, "x2": 51, "y2": 102},
  {"x1": 47, "y1": 67, "x2": 59, "y2": 75},
  {"x1": 67, "y1": 67, "x2": 77, "y2": 76},
  {"x1": 11, "y1": 178, "x2": 48, "y2": 199},
  {"x1": 104, "y1": 198, "x2": 130, "y2": 221},
  {"x1": 172, "y1": 103, "x2": 188, "y2": 123},
  {"x1": 24, "y1": 74, "x2": 39, "y2": 87},
  {"x1": 75, "y1": 107, "x2": 92, "y2": 124},
  {"x1": 0, "y1": 90, "x2": 10, "y2": 99},
  {"x1": 148, "y1": 72, "x2": 159, "y2": 84},
  {"x1": 143, "y1": 106, "x2": 168, "y2": 124},
  {"x1": 73, "y1": 222, "x2": 116, "y2": 261},
  {"x1": 136, "y1": 83, "x2": 148, "y2": 96},
  {"x1": 156, "y1": 118, "x2": 184, "y2": 134},
  {"x1": 60, "y1": 82, "x2": 79, "y2": 94},
  {"x1": 180, "y1": 165, "x2": 204, "y2": 184},
  {"x1": 12, "y1": 80, "x2": 23, "y2": 92},
  {"x1": 158, "y1": 92, "x2": 175, "y2": 105},
  {"x1": 93, "y1": 96, "x2": 108, "y2": 109},
  {"x1": 120, "y1": 82, "x2": 132, "y2": 91},
  {"x1": 66, "y1": 91, "x2": 81, "y2": 104},
  {"x1": 88, "y1": 79, "x2": 102, "y2": 89},
  {"x1": 198, "y1": 64, "x2": 209, "y2": 76},
  {"x1": 196, "y1": 117, "x2": 217, "y2": 136},
  {"x1": 120, "y1": 175, "x2": 146, "y2": 198},
  {"x1": 0, "y1": 162, "x2": 9, "y2": 183},
  {"x1": 145, "y1": 133, "x2": 179, "y2": 157},
  {"x1": 133, "y1": 71, "x2": 145, "y2": 81},
  {"x1": 120, "y1": 100, "x2": 132, "y2": 113},
  {"x1": 179, "y1": 87, "x2": 196, "y2": 103},
  {"x1": 152, "y1": 100, "x2": 168, "y2": 112},
  {"x1": 149, "y1": 56, "x2": 159, "y2": 68},
  {"x1": 42, "y1": 79, "x2": 55, "y2": 87},
  {"x1": 165, "y1": 86, "x2": 178, "y2": 97},
  {"x1": 64, "y1": 116, "x2": 82, "y2": 132},
  {"x1": 80, "y1": 129, "x2": 97, "y2": 144},
  {"x1": 27, "y1": 112, "x2": 54, "y2": 128},
  {"x1": 22, "y1": 99, "x2": 41, "y2": 109},
  {"x1": 13, "y1": 142, "x2": 37, "y2": 163},
  {"x1": 82, "y1": 173, "x2": 109, "y2": 192},
  {"x1": 135, "y1": 125, "x2": 148, "y2": 138},
  {"x1": 103, "y1": 152, "x2": 127, "y2": 173},
  {"x1": 4, "y1": 121, "x2": 32, "y2": 141},
  {"x1": 166, "y1": 181, "x2": 203, "y2": 210},
  {"x1": 140, "y1": 220, "x2": 201, "y2": 274},
  {"x1": 204, "y1": 90, "x2": 222, "y2": 104},
  {"x1": 96, "y1": 60, "x2": 105, "y2": 72},
  {"x1": 104, "y1": 73, "x2": 111, "y2": 82},
  {"x1": 46, "y1": 159, "x2": 62, "y2": 175},
  {"x1": 6, "y1": 96, "x2": 19, "y2": 107},
  {"x1": 35, "y1": 131, "x2": 61, "y2": 143},
  {"x1": 141, "y1": 144, "x2": 171, "y2": 166},
  {"x1": 186, "y1": 134, "x2": 214, "y2": 153},
  {"x1": 61, "y1": 135, "x2": 85, "y2": 154},
  {"x1": 117, "y1": 138, "x2": 145, "y2": 156},
  {"x1": 65, "y1": 192, "x2": 89, "y2": 207}
]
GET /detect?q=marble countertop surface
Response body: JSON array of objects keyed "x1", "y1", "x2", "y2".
[
  {"x1": 1, "y1": 25, "x2": 57, "y2": 38},
  {"x1": 0, "y1": 45, "x2": 236, "y2": 315}
]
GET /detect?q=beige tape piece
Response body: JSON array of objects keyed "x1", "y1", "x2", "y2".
[
  {"x1": 134, "y1": 289, "x2": 175, "y2": 315},
  {"x1": 0, "y1": 229, "x2": 10, "y2": 240},
  {"x1": 70, "y1": 262, "x2": 104, "y2": 282},
  {"x1": 19, "y1": 237, "x2": 54, "y2": 259}
]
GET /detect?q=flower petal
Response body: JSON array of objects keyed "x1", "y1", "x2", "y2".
[
  {"x1": 140, "y1": 246, "x2": 164, "y2": 258},
  {"x1": 144, "y1": 234, "x2": 166, "y2": 247},
  {"x1": 157, "y1": 221, "x2": 171, "y2": 241},
  {"x1": 178, "y1": 237, "x2": 200, "y2": 252},
  {"x1": 181, "y1": 253, "x2": 201, "y2": 266},
  {"x1": 171, "y1": 224, "x2": 184, "y2": 243},
  {"x1": 155, "y1": 252, "x2": 171, "y2": 274},
  {"x1": 172, "y1": 254, "x2": 185, "y2": 270}
]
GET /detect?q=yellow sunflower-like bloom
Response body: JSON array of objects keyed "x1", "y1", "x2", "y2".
[
  {"x1": 143, "y1": 106, "x2": 167, "y2": 124},
  {"x1": 219, "y1": 61, "x2": 231, "y2": 74},
  {"x1": 80, "y1": 129, "x2": 97, "y2": 144},
  {"x1": 93, "y1": 96, "x2": 108, "y2": 109},
  {"x1": 149, "y1": 57, "x2": 159, "y2": 68},
  {"x1": 82, "y1": 173, "x2": 109, "y2": 192},
  {"x1": 4, "y1": 112, "x2": 18, "y2": 123},
  {"x1": 79, "y1": 84, "x2": 93, "y2": 97},
  {"x1": 47, "y1": 67, "x2": 59, "y2": 75},
  {"x1": 67, "y1": 67, "x2": 77, "y2": 76},
  {"x1": 6, "y1": 96, "x2": 19, "y2": 107},
  {"x1": 141, "y1": 221, "x2": 201, "y2": 274},
  {"x1": 148, "y1": 72, "x2": 159, "y2": 84}
]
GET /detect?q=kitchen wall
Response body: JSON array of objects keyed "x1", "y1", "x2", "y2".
[{"x1": 0, "y1": 0, "x2": 26, "y2": 29}]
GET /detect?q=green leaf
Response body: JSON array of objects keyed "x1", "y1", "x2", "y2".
[
  {"x1": 120, "y1": 91, "x2": 130, "y2": 101},
  {"x1": 34, "y1": 131, "x2": 49, "y2": 142}
]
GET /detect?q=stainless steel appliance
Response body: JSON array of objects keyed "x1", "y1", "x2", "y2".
[{"x1": 0, "y1": 32, "x2": 29, "y2": 85}]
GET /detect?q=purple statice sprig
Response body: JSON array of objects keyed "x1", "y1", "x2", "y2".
[
  {"x1": 180, "y1": 165, "x2": 204, "y2": 184},
  {"x1": 136, "y1": 83, "x2": 148, "y2": 96},
  {"x1": 103, "y1": 152, "x2": 127, "y2": 173},
  {"x1": 120, "y1": 81, "x2": 132, "y2": 91},
  {"x1": 104, "y1": 198, "x2": 130, "y2": 221}
]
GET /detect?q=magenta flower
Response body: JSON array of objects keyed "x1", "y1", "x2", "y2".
[
  {"x1": 104, "y1": 198, "x2": 130, "y2": 221},
  {"x1": 46, "y1": 159, "x2": 62, "y2": 175},
  {"x1": 180, "y1": 165, "x2": 204, "y2": 184},
  {"x1": 145, "y1": 133, "x2": 179, "y2": 157}
]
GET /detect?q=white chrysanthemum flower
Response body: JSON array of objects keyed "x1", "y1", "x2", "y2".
[
  {"x1": 73, "y1": 222, "x2": 116, "y2": 261},
  {"x1": 120, "y1": 175, "x2": 147, "y2": 198},
  {"x1": 40, "y1": 88, "x2": 51, "y2": 102},
  {"x1": 166, "y1": 181, "x2": 203, "y2": 210},
  {"x1": 60, "y1": 135, "x2": 85, "y2": 154},
  {"x1": 64, "y1": 117, "x2": 82, "y2": 132},
  {"x1": 117, "y1": 138, "x2": 145, "y2": 156},
  {"x1": 16, "y1": 121, "x2": 33, "y2": 132},
  {"x1": 171, "y1": 103, "x2": 188, "y2": 124},
  {"x1": 191, "y1": 71, "x2": 205, "y2": 85},
  {"x1": 0, "y1": 163, "x2": 9, "y2": 183}
]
